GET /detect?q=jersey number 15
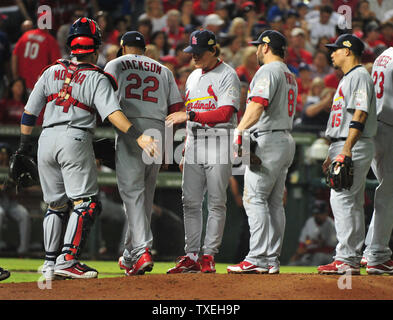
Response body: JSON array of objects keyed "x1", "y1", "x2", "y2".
[{"x1": 125, "y1": 73, "x2": 159, "y2": 103}]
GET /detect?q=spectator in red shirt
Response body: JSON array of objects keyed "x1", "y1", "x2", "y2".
[
  {"x1": 296, "y1": 62, "x2": 313, "y2": 110},
  {"x1": 11, "y1": 24, "x2": 61, "y2": 93},
  {"x1": 163, "y1": 9, "x2": 185, "y2": 55},
  {"x1": 0, "y1": 78, "x2": 27, "y2": 125},
  {"x1": 286, "y1": 27, "x2": 313, "y2": 71},
  {"x1": 162, "y1": 0, "x2": 183, "y2": 12},
  {"x1": 236, "y1": 46, "x2": 259, "y2": 84},
  {"x1": 193, "y1": 0, "x2": 216, "y2": 25},
  {"x1": 324, "y1": 68, "x2": 343, "y2": 89}
]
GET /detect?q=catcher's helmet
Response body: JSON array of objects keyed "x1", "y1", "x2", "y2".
[{"x1": 67, "y1": 17, "x2": 102, "y2": 55}]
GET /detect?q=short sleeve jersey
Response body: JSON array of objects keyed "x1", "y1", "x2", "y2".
[
  {"x1": 372, "y1": 47, "x2": 393, "y2": 126},
  {"x1": 247, "y1": 61, "x2": 298, "y2": 132},
  {"x1": 25, "y1": 62, "x2": 121, "y2": 128},
  {"x1": 185, "y1": 61, "x2": 240, "y2": 131},
  {"x1": 104, "y1": 54, "x2": 183, "y2": 123},
  {"x1": 13, "y1": 29, "x2": 61, "y2": 90},
  {"x1": 299, "y1": 216, "x2": 337, "y2": 249},
  {"x1": 325, "y1": 65, "x2": 377, "y2": 138}
]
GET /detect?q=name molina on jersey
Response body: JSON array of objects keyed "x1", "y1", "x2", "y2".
[{"x1": 120, "y1": 59, "x2": 162, "y2": 74}]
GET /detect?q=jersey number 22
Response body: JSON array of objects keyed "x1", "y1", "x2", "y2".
[{"x1": 125, "y1": 73, "x2": 159, "y2": 103}]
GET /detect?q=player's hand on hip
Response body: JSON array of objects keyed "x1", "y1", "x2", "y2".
[
  {"x1": 137, "y1": 134, "x2": 160, "y2": 159},
  {"x1": 166, "y1": 111, "x2": 188, "y2": 125},
  {"x1": 322, "y1": 156, "x2": 331, "y2": 174}
]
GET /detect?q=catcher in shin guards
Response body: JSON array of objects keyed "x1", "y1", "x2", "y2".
[
  {"x1": 317, "y1": 34, "x2": 377, "y2": 275},
  {"x1": 18, "y1": 17, "x2": 158, "y2": 280}
]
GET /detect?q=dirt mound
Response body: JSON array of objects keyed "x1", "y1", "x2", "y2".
[{"x1": 1, "y1": 273, "x2": 392, "y2": 300}]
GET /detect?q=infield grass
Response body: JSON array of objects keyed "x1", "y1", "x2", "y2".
[{"x1": 0, "y1": 258, "x2": 367, "y2": 283}]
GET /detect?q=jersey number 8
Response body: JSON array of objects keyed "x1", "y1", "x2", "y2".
[
  {"x1": 125, "y1": 73, "x2": 159, "y2": 103},
  {"x1": 288, "y1": 89, "x2": 295, "y2": 117}
]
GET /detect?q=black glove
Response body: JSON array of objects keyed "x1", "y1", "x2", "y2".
[
  {"x1": 16, "y1": 134, "x2": 33, "y2": 156},
  {"x1": 9, "y1": 152, "x2": 40, "y2": 189},
  {"x1": 92, "y1": 138, "x2": 116, "y2": 170},
  {"x1": 326, "y1": 154, "x2": 354, "y2": 191}
]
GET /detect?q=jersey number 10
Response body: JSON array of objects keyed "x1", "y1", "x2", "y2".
[{"x1": 125, "y1": 73, "x2": 159, "y2": 103}]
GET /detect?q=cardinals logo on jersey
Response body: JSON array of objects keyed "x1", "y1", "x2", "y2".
[{"x1": 207, "y1": 85, "x2": 217, "y2": 101}]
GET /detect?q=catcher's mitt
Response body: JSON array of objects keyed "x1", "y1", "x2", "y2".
[
  {"x1": 326, "y1": 154, "x2": 354, "y2": 191},
  {"x1": 9, "y1": 153, "x2": 40, "y2": 189},
  {"x1": 93, "y1": 138, "x2": 115, "y2": 170}
]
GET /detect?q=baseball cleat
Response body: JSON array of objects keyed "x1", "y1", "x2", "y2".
[
  {"x1": 268, "y1": 265, "x2": 280, "y2": 274},
  {"x1": 54, "y1": 262, "x2": 98, "y2": 279},
  {"x1": 366, "y1": 260, "x2": 393, "y2": 275},
  {"x1": 41, "y1": 264, "x2": 63, "y2": 281},
  {"x1": 317, "y1": 260, "x2": 360, "y2": 275},
  {"x1": 360, "y1": 256, "x2": 367, "y2": 267},
  {"x1": 167, "y1": 256, "x2": 201, "y2": 274},
  {"x1": 119, "y1": 248, "x2": 154, "y2": 276},
  {"x1": 227, "y1": 261, "x2": 269, "y2": 274},
  {"x1": 200, "y1": 254, "x2": 216, "y2": 273},
  {"x1": 0, "y1": 267, "x2": 10, "y2": 281}
]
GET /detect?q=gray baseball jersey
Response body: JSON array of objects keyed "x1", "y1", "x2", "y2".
[
  {"x1": 182, "y1": 60, "x2": 240, "y2": 257},
  {"x1": 241, "y1": 60, "x2": 296, "y2": 270},
  {"x1": 25, "y1": 63, "x2": 121, "y2": 128},
  {"x1": 185, "y1": 60, "x2": 240, "y2": 133},
  {"x1": 363, "y1": 47, "x2": 393, "y2": 266},
  {"x1": 299, "y1": 216, "x2": 337, "y2": 249},
  {"x1": 104, "y1": 53, "x2": 183, "y2": 265},
  {"x1": 104, "y1": 54, "x2": 183, "y2": 124},
  {"x1": 372, "y1": 47, "x2": 393, "y2": 126},
  {"x1": 325, "y1": 65, "x2": 377, "y2": 139},
  {"x1": 247, "y1": 61, "x2": 297, "y2": 132}
]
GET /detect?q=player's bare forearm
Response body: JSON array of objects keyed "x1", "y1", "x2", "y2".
[
  {"x1": 341, "y1": 110, "x2": 368, "y2": 157},
  {"x1": 237, "y1": 101, "x2": 264, "y2": 131},
  {"x1": 21, "y1": 124, "x2": 34, "y2": 135},
  {"x1": 107, "y1": 110, "x2": 132, "y2": 133}
]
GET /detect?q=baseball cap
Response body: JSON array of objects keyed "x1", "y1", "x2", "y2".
[
  {"x1": 291, "y1": 27, "x2": 305, "y2": 37},
  {"x1": 312, "y1": 200, "x2": 328, "y2": 215},
  {"x1": 299, "y1": 62, "x2": 310, "y2": 71},
  {"x1": 250, "y1": 30, "x2": 287, "y2": 51},
  {"x1": 242, "y1": 1, "x2": 256, "y2": 13},
  {"x1": 325, "y1": 33, "x2": 365, "y2": 56},
  {"x1": 203, "y1": 14, "x2": 224, "y2": 28},
  {"x1": 184, "y1": 30, "x2": 217, "y2": 55},
  {"x1": 117, "y1": 31, "x2": 146, "y2": 57}
]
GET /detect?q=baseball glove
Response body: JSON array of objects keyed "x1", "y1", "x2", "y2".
[
  {"x1": 92, "y1": 138, "x2": 115, "y2": 170},
  {"x1": 326, "y1": 154, "x2": 354, "y2": 191},
  {"x1": 9, "y1": 152, "x2": 40, "y2": 189}
]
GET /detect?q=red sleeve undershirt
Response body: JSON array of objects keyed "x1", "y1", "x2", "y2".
[
  {"x1": 168, "y1": 102, "x2": 184, "y2": 114},
  {"x1": 193, "y1": 105, "x2": 235, "y2": 127},
  {"x1": 250, "y1": 96, "x2": 269, "y2": 109}
]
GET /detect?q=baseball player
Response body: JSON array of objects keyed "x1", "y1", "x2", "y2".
[
  {"x1": 317, "y1": 34, "x2": 377, "y2": 275},
  {"x1": 165, "y1": 29, "x2": 241, "y2": 273},
  {"x1": 17, "y1": 17, "x2": 158, "y2": 280},
  {"x1": 104, "y1": 31, "x2": 184, "y2": 275},
  {"x1": 227, "y1": 30, "x2": 297, "y2": 274},
  {"x1": 361, "y1": 47, "x2": 393, "y2": 274}
]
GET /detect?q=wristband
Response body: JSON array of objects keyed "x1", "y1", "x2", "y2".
[
  {"x1": 187, "y1": 111, "x2": 196, "y2": 121},
  {"x1": 21, "y1": 112, "x2": 37, "y2": 126},
  {"x1": 126, "y1": 125, "x2": 142, "y2": 140},
  {"x1": 349, "y1": 121, "x2": 364, "y2": 132}
]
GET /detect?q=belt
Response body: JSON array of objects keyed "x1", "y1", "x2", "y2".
[
  {"x1": 43, "y1": 123, "x2": 89, "y2": 132},
  {"x1": 329, "y1": 137, "x2": 346, "y2": 143},
  {"x1": 252, "y1": 129, "x2": 287, "y2": 138},
  {"x1": 190, "y1": 127, "x2": 231, "y2": 136}
]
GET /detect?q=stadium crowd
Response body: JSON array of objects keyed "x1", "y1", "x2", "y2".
[
  {"x1": 0, "y1": 0, "x2": 391, "y2": 261},
  {"x1": 1, "y1": 0, "x2": 393, "y2": 128}
]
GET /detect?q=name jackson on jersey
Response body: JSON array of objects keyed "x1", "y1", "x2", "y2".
[{"x1": 120, "y1": 58, "x2": 162, "y2": 74}]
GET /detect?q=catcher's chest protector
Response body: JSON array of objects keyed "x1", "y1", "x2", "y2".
[{"x1": 43, "y1": 59, "x2": 118, "y2": 114}]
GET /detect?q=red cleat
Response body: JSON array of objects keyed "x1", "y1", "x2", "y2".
[
  {"x1": 367, "y1": 260, "x2": 393, "y2": 275},
  {"x1": 167, "y1": 256, "x2": 201, "y2": 274},
  {"x1": 54, "y1": 262, "x2": 98, "y2": 279},
  {"x1": 317, "y1": 260, "x2": 360, "y2": 275},
  {"x1": 119, "y1": 248, "x2": 154, "y2": 276},
  {"x1": 200, "y1": 254, "x2": 216, "y2": 273},
  {"x1": 227, "y1": 261, "x2": 268, "y2": 274}
]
